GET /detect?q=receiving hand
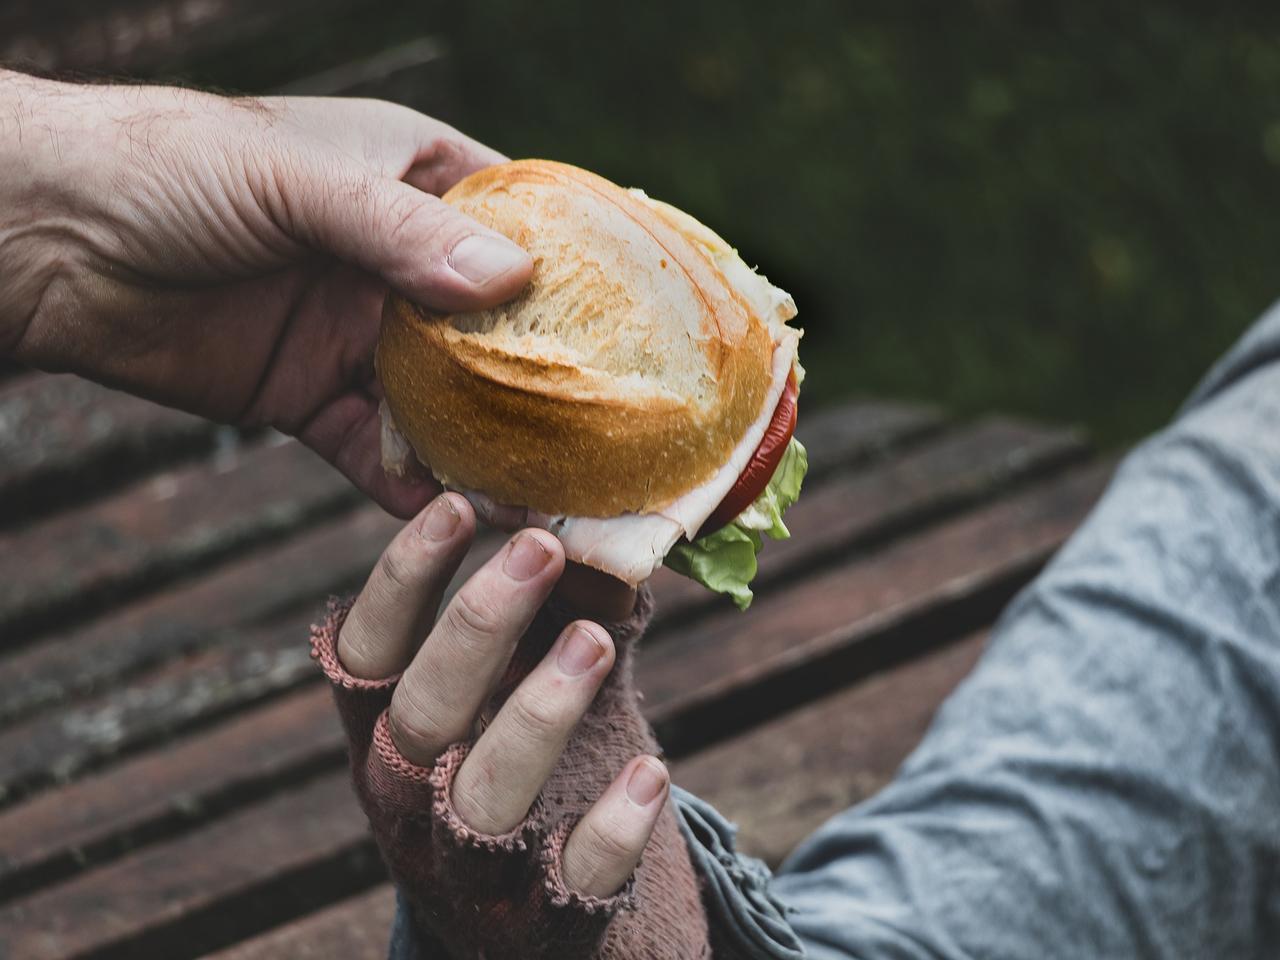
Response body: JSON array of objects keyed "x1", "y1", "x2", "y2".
[
  {"x1": 337, "y1": 491, "x2": 664, "y2": 897},
  {"x1": 0, "y1": 71, "x2": 532, "y2": 516}
]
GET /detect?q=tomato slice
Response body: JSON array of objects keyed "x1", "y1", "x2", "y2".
[{"x1": 696, "y1": 371, "x2": 799, "y2": 539}]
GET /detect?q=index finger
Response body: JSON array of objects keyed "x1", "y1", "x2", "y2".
[{"x1": 387, "y1": 528, "x2": 565, "y2": 766}]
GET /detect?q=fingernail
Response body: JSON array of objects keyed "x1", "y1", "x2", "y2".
[
  {"x1": 504, "y1": 533, "x2": 551, "y2": 580},
  {"x1": 449, "y1": 234, "x2": 529, "y2": 284},
  {"x1": 421, "y1": 495, "x2": 460, "y2": 541},
  {"x1": 557, "y1": 625, "x2": 605, "y2": 676},
  {"x1": 626, "y1": 758, "x2": 668, "y2": 806}
]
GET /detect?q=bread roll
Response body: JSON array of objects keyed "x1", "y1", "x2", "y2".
[{"x1": 376, "y1": 160, "x2": 780, "y2": 518}]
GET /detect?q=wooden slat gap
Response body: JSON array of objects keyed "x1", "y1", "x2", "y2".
[
  {"x1": 0, "y1": 742, "x2": 346, "y2": 905},
  {"x1": 0, "y1": 399, "x2": 937, "y2": 729},
  {"x1": 652, "y1": 549, "x2": 1042, "y2": 760},
  {"x1": 2, "y1": 442, "x2": 363, "y2": 649},
  {"x1": 0, "y1": 459, "x2": 1112, "y2": 956},
  {"x1": 648, "y1": 456, "x2": 1116, "y2": 758},
  {"x1": 0, "y1": 614, "x2": 328, "y2": 809},
  {"x1": 647, "y1": 417, "x2": 1088, "y2": 640}
]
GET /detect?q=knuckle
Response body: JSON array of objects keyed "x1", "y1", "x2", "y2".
[
  {"x1": 388, "y1": 690, "x2": 452, "y2": 760},
  {"x1": 505, "y1": 688, "x2": 566, "y2": 744},
  {"x1": 443, "y1": 590, "x2": 503, "y2": 644},
  {"x1": 336, "y1": 615, "x2": 380, "y2": 672},
  {"x1": 453, "y1": 771, "x2": 509, "y2": 833},
  {"x1": 376, "y1": 544, "x2": 416, "y2": 595},
  {"x1": 381, "y1": 190, "x2": 431, "y2": 246},
  {"x1": 339, "y1": 167, "x2": 379, "y2": 208},
  {"x1": 581, "y1": 816, "x2": 636, "y2": 867}
]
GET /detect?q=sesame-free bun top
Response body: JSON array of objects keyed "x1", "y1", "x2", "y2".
[{"x1": 376, "y1": 159, "x2": 784, "y2": 518}]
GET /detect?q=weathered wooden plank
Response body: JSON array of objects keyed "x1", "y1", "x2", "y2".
[
  {"x1": 210, "y1": 632, "x2": 989, "y2": 958},
  {"x1": 0, "y1": 375, "x2": 217, "y2": 530},
  {"x1": 0, "y1": 772, "x2": 381, "y2": 960},
  {"x1": 0, "y1": 420, "x2": 1090, "y2": 823},
  {"x1": 798, "y1": 398, "x2": 944, "y2": 481},
  {"x1": 0, "y1": 506, "x2": 401, "y2": 725},
  {"x1": 0, "y1": 610, "x2": 320, "y2": 803},
  {"x1": 649, "y1": 415, "x2": 1086, "y2": 626},
  {"x1": 642, "y1": 459, "x2": 1114, "y2": 756},
  {"x1": 678, "y1": 631, "x2": 990, "y2": 867},
  {"x1": 0, "y1": 686, "x2": 338, "y2": 901},
  {"x1": 201, "y1": 885, "x2": 396, "y2": 960},
  {"x1": 0, "y1": 407, "x2": 967, "y2": 885},
  {"x1": 0, "y1": 399, "x2": 936, "y2": 726},
  {"x1": 0, "y1": 414, "x2": 1033, "y2": 793},
  {"x1": 0, "y1": 458, "x2": 1106, "y2": 953},
  {"x1": 0, "y1": 436, "x2": 358, "y2": 643}
]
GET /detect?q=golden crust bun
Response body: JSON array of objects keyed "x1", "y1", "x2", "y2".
[{"x1": 376, "y1": 159, "x2": 776, "y2": 518}]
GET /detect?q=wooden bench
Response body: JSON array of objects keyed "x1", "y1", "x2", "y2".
[{"x1": 0, "y1": 366, "x2": 1113, "y2": 958}]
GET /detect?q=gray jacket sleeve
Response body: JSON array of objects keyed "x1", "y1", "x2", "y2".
[{"x1": 770, "y1": 304, "x2": 1280, "y2": 959}]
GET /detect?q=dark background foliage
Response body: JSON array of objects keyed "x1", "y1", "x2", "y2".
[{"x1": 161, "y1": 1, "x2": 1280, "y2": 444}]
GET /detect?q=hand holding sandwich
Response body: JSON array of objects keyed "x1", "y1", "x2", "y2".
[{"x1": 0, "y1": 70, "x2": 532, "y2": 516}]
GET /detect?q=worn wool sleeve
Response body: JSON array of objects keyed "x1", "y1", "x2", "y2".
[{"x1": 312, "y1": 585, "x2": 728, "y2": 959}]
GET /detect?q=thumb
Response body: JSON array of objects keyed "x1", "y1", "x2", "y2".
[{"x1": 285, "y1": 160, "x2": 532, "y2": 312}]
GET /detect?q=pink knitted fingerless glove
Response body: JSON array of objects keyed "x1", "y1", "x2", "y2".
[{"x1": 311, "y1": 587, "x2": 718, "y2": 959}]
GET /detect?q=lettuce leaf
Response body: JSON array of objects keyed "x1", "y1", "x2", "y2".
[{"x1": 665, "y1": 437, "x2": 808, "y2": 609}]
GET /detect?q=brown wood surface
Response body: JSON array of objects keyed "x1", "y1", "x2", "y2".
[
  {"x1": 209, "y1": 631, "x2": 990, "y2": 959},
  {"x1": 641, "y1": 460, "x2": 1113, "y2": 755},
  {"x1": 0, "y1": 772, "x2": 380, "y2": 960},
  {"x1": 0, "y1": 375, "x2": 216, "y2": 531},
  {"x1": 0, "y1": 459, "x2": 1108, "y2": 958},
  {"x1": 0, "y1": 506, "x2": 401, "y2": 725},
  {"x1": 0, "y1": 400, "x2": 935, "y2": 726},
  {"x1": 789, "y1": 399, "x2": 942, "y2": 481},
  {"x1": 678, "y1": 631, "x2": 991, "y2": 866},
  {"x1": 0, "y1": 610, "x2": 319, "y2": 801},
  {"x1": 201, "y1": 885, "x2": 398, "y2": 960},
  {"x1": 649, "y1": 415, "x2": 1086, "y2": 627},
  {"x1": 0, "y1": 411, "x2": 1010, "y2": 900},
  {"x1": 0, "y1": 437, "x2": 357, "y2": 642},
  {"x1": 0, "y1": 418, "x2": 1076, "y2": 799},
  {"x1": 0, "y1": 686, "x2": 338, "y2": 900}
]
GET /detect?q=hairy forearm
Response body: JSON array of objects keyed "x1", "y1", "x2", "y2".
[
  {"x1": 0, "y1": 70, "x2": 113, "y2": 361},
  {"x1": 0, "y1": 70, "x2": 251, "y2": 371},
  {"x1": 1, "y1": 70, "x2": 63, "y2": 355}
]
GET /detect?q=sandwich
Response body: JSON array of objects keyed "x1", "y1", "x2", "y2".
[{"x1": 377, "y1": 159, "x2": 804, "y2": 609}]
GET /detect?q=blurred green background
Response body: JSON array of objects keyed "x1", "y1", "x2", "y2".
[{"x1": 167, "y1": 1, "x2": 1280, "y2": 445}]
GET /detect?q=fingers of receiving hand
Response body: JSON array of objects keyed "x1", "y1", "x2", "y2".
[
  {"x1": 338, "y1": 493, "x2": 475, "y2": 680},
  {"x1": 450, "y1": 622, "x2": 615, "y2": 835},
  {"x1": 562, "y1": 756, "x2": 670, "y2": 899},
  {"x1": 388, "y1": 529, "x2": 565, "y2": 766}
]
